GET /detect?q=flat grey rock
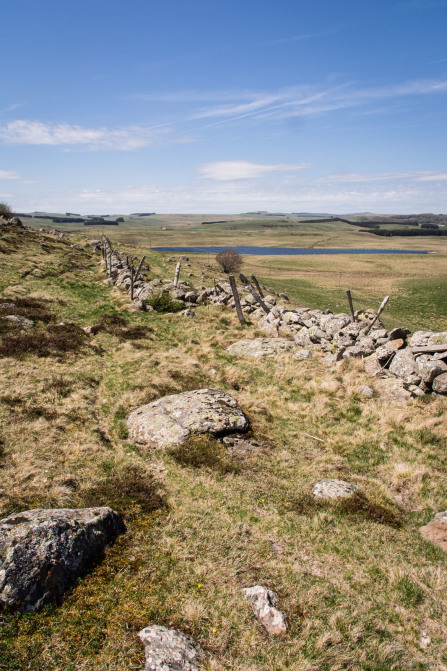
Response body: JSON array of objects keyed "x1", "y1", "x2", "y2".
[
  {"x1": 389, "y1": 349, "x2": 421, "y2": 385},
  {"x1": 138, "y1": 625, "x2": 203, "y2": 671},
  {"x1": 0, "y1": 507, "x2": 125, "y2": 612},
  {"x1": 227, "y1": 338, "x2": 294, "y2": 358},
  {"x1": 293, "y1": 349, "x2": 313, "y2": 360},
  {"x1": 128, "y1": 388, "x2": 249, "y2": 449},
  {"x1": 242, "y1": 585, "x2": 287, "y2": 636},
  {"x1": 312, "y1": 479, "x2": 358, "y2": 499},
  {"x1": 2, "y1": 314, "x2": 34, "y2": 328},
  {"x1": 359, "y1": 384, "x2": 374, "y2": 398}
]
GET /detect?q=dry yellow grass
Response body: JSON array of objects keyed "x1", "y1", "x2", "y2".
[{"x1": 2, "y1": 223, "x2": 447, "y2": 670}]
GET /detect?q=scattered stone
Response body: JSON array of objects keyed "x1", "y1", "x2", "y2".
[
  {"x1": 127, "y1": 388, "x2": 249, "y2": 449},
  {"x1": 242, "y1": 585, "x2": 288, "y2": 636},
  {"x1": 138, "y1": 625, "x2": 203, "y2": 671},
  {"x1": 359, "y1": 384, "x2": 374, "y2": 398},
  {"x1": 293, "y1": 349, "x2": 313, "y2": 360},
  {"x1": 221, "y1": 434, "x2": 262, "y2": 456},
  {"x1": 312, "y1": 479, "x2": 358, "y2": 499},
  {"x1": 2, "y1": 314, "x2": 34, "y2": 328},
  {"x1": 376, "y1": 377, "x2": 413, "y2": 401},
  {"x1": 420, "y1": 511, "x2": 447, "y2": 553},
  {"x1": 0, "y1": 507, "x2": 125, "y2": 612},
  {"x1": 227, "y1": 337, "x2": 294, "y2": 358}
]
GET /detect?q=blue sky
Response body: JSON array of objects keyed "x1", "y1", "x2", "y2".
[{"x1": 1, "y1": 0, "x2": 447, "y2": 214}]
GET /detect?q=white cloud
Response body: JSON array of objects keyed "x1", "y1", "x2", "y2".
[
  {"x1": 198, "y1": 161, "x2": 310, "y2": 181},
  {"x1": 0, "y1": 120, "x2": 172, "y2": 151},
  {"x1": 0, "y1": 169, "x2": 21, "y2": 180}
]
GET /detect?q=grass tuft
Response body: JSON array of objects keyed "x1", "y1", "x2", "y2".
[{"x1": 168, "y1": 434, "x2": 240, "y2": 474}]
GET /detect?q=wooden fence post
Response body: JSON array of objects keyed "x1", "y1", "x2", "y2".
[
  {"x1": 346, "y1": 290, "x2": 355, "y2": 322},
  {"x1": 130, "y1": 267, "x2": 134, "y2": 301},
  {"x1": 250, "y1": 275, "x2": 264, "y2": 298},
  {"x1": 134, "y1": 255, "x2": 146, "y2": 282},
  {"x1": 229, "y1": 275, "x2": 246, "y2": 325},
  {"x1": 239, "y1": 273, "x2": 270, "y2": 314},
  {"x1": 174, "y1": 262, "x2": 181, "y2": 288},
  {"x1": 364, "y1": 295, "x2": 389, "y2": 335},
  {"x1": 108, "y1": 253, "x2": 112, "y2": 276}
]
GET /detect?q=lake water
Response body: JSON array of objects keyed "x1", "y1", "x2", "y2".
[{"x1": 154, "y1": 246, "x2": 428, "y2": 256}]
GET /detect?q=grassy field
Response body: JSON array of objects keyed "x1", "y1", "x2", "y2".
[{"x1": 1, "y1": 222, "x2": 447, "y2": 669}]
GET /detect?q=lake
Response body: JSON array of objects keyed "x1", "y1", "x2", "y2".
[{"x1": 154, "y1": 246, "x2": 428, "y2": 256}]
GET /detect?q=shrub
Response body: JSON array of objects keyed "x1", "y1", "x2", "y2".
[
  {"x1": 145, "y1": 291, "x2": 184, "y2": 313},
  {"x1": 0, "y1": 202, "x2": 13, "y2": 220},
  {"x1": 215, "y1": 248, "x2": 243, "y2": 274}
]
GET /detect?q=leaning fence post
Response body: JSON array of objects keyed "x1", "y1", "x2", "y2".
[
  {"x1": 174, "y1": 262, "x2": 181, "y2": 288},
  {"x1": 239, "y1": 273, "x2": 270, "y2": 314},
  {"x1": 134, "y1": 255, "x2": 146, "y2": 282},
  {"x1": 229, "y1": 274, "x2": 246, "y2": 325},
  {"x1": 108, "y1": 252, "x2": 112, "y2": 276},
  {"x1": 364, "y1": 295, "x2": 389, "y2": 335},
  {"x1": 346, "y1": 289, "x2": 356, "y2": 322},
  {"x1": 130, "y1": 267, "x2": 134, "y2": 301},
  {"x1": 251, "y1": 274, "x2": 264, "y2": 298}
]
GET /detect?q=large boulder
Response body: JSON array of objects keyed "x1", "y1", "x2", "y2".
[
  {"x1": 127, "y1": 388, "x2": 249, "y2": 449},
  {"x1": 227, "y1": 338, "x2": 294, "y2": 358},
  {"x1": 138, "y1": 625, "x2": 203, "y2": 671},
  {"x1": 0, "y1": 507, "x2": 125, "y2": 612},
  {"x1": 432, "y1": 373, "x2": 447, "y2": 395}
]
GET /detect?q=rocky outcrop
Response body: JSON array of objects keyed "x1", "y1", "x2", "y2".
[
  {"x1": 138, "y1": 625, "x2": 203, "y2": 671},
  {"x1": 127, "y1": 388, "x2": 249, "y2": 449},
  {"x1": 242, "y1": 585, "x2": 288, "y2": 636},
  {"x1": 0, "y1": 507, "x2": 125, "y2": 612}
]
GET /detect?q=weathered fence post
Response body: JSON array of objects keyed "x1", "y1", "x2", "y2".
[
  {"x1": 239, "y1": 273, "x2": 270, "y2": 314},
  {"x1": 130, "y1": 267, "x2": 134, "y2": 301},
  {"x1": 346, "y1": 290, "x2": 356, "y2": 322},
  {"x1": 229, "y1": 275, "x2": 246, "y2": 325},
  {"x1": 174, "y1": 262, "x2": 181, "y2": 288},
  {"x1": 364, "y1": 295, "x2": 389, "y2": 335},
  {"x1": 108, "y1": 253, "x2": 112, "y2": 276},
  {"x1": 134, "y1": 255, "x2": 146, "y2": 282},
  {"x1": 250, "y1": 275, "x2": 264, "y2": 298}
]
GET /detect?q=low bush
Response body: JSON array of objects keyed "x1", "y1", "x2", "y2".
[
  {"x1": 168, "y1": 434, "x2": 240, "y2": 474},
  {"x1": 145, "y1": 291, "x2": 184, "y2": 313},
  {"x1": 0, "y1": 323, "x2": 87, "y2": 358},
  {"x1": 91, "y1": 313, "x2": 152, "y2": 340}
]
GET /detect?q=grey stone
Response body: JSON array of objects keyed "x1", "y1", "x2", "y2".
[
  {"x1": 227, "y1": 338, "x2": 294, "y2": 358},
  {"x1": 263, "y1": 294, "x2": 277, "y2": 306},
  {"x1": 416, "y1": 355, "x2": 447, "y2": 386},
  {"x1": 389, "y1": 349, "x2": 421, "y2": 385},
  {"x1": 2, "y1": 315, "x2": 34, "y2": 328},
  {"x1": 312, "y1": 479, "x2": 358, "y2": 499},
  {"x1": 138, "y1": 625, "x2": 203, "y2": 671},
  {"x1": 242, "y1": 585, "x2": 288, "y2": 636},
  {"x1": 376, "y1": 377, "x2": 413, "y2": 401},
  {"x1": 127, "y1": 388, "x2": 249, "y2": 449},
  {"x1": 294, "y1": 327, "x2": 312, "y2": 347},
  {"x1": 0, "y1": 303, "x2": 16, "y2": 311},
  {"x1": 428, "y1": 332, "x2": 447, "y2": 346},
  {"x1": 388, "y1": 327, "x2": 410, "y2": 340},
  {"x1": 375, "y1": 339, "x2": 404, "y2": 364},
  {"x1": 409, "y1": 331, "x2": 433, "y2": 348},
  {"x1": 320, "y1": 314, "x2": 351, "y2": 337},
  {"x1": 359, "y1": 385, "x2": 374, "y2": 398},
  {"x1": 293, "y1": 349, "x2": 313, "y2": 360},
  {"x1": 370, "y1": 329, "x2": 388, "y2": 341},
  {"x1": 432, "y1": 373, "x2": 447, "y2": 395},
  {"x1": 0, "y1": 507, "x2": 125, "y2": 612}
]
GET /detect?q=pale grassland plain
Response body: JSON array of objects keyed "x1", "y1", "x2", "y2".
[{"x1": 1, "y1": 222, "x2": 447, "y2": 669}]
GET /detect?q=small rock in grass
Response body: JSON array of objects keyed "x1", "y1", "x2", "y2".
[
  {"x1": 242, "y1": 585, "x2": 288, "y2": 636},
  {"x1": 312, "y1": 479, "x2": 358, "y2": 499},
  {"x1": 420, "y1": 511, "x2": 447, "y2": 553},
  {"x1": 227, "y1": 338, "x2": 294, "y2": 358},
  {"x1": 293, "y1": 349, "x2": 313, "y2": 360},
  {"x1": 138, "y1": 625, "x2": 203, "y2": 671},
  {"x1": 359, "y1": 385, "x2": 374, "y2": 398},
  {"x1": 2, "y1": 314, "x2": 34, "y2": 328}
]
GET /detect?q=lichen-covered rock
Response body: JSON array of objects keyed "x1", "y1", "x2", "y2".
[
  {"x1": 409, "y1": 331, "x2": 433, "y2": 348},
  {"x1": 312, "y1": 479, "x2": 358, "y2": 499},
  {"x1": 389, "y1": 349, "x2": 421, "y2": 385},
  {"x1": 428, "y1": 332, "x2": 447, "y2": 346},
  {"x1": 227, "y1": 338, "x2": 294, "y2": 358},
  {"x1": 294, "y1": 327, "x2": 312, "y2": 347},
  {"x1": 0, "y1": 507, "x2": 125, "y2": 612},
  {"x1": 2, "y1": 315, "x2": 34, "y2": 328},
  {"x1": 376, "y1": 377, "x2": 413, "y2": 401},
  {"x1": 242, "y1": 585, "x2": 288, "y2": 636},
  {"x1": 375, "y1": 339, "x2": 404, "y2": 363},
  {"x1": 416, "y1": 355, "x2": 447, "y2": 386},
  {"x1": 359, "y1": 384, "x2": 374, "y2": 398},
  {"x1": 432, "y1": 373, "x2": 447, "y2": 395},
  {"x1": 363, "y1": 353, "x2": 382, "y2": 376},
  {"x1": 320, "y1": 314, "x2": 351, "y2": 337},
  {"x1": 293, "y1": 349, "x2": 313, "y2": 360},
  {"x1": 128, "y1": 388, "x2": 249, "y2": 449},
  {"x1": 138, "y1": 625, "x2": 203, "y2": 671}
]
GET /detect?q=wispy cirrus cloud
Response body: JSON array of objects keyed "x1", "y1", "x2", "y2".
[
  {"x1": 0, "y1": 120, "x2": 173, "y2": 151},
  {"x1": 0, "y1": 169, "x2": 22, "y2": 180},
  {"x1": 198, "y1": 161, "x2": 310, "y2": 181}
]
